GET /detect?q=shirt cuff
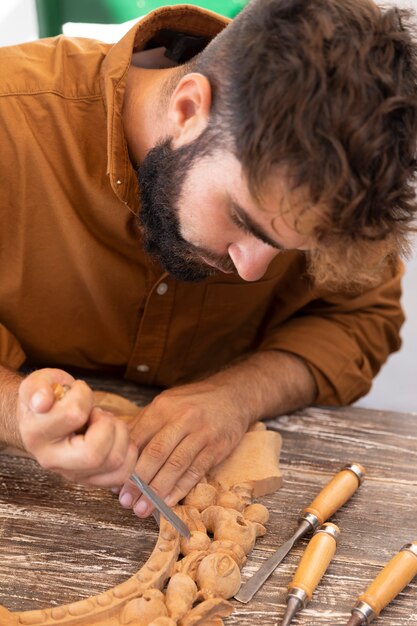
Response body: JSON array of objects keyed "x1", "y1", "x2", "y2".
[{"x1": 259, "y1": 317, "x2": 377, "y2": 405}]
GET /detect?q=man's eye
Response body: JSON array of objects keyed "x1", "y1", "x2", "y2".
[{"x1": 231, "y1": 211, "x2": 251, "y2": 234}]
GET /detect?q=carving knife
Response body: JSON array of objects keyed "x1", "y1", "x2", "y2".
[
  {"x1": 51, "y1": 383, "x2": 191, "y2": 539},
  {"x1": 281, "y1": 522, "x2": 340, "y2": 625},
  {"x1": 346, "y1": 541, "x2": 417, "y2": 625},
  {"x1": 234, "y1": 463, "x2": 365, "y2": 603}
]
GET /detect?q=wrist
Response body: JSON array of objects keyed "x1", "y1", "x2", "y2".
[
  {"x1": 197, "y1": 350, "x2": 317, "y2": 423},
  {"x1": 0, "y1": 366, "x2": 24, "y2": 448},
  {"x1": 195, "y1": 362, "x2": 266, "y2": 430}
]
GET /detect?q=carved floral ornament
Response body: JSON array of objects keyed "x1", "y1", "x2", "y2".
[{"x1": 0, "y1": 392, "x2": 282, "y2": 626}]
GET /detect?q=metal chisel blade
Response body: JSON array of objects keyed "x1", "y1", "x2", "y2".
[
  {"x1": 130, "y1": 473, "x2": 190, "y2": 538},
  {"x1": 234, "y1": 534, "x2": 297, "y2": 603},
  {"x1": 235, "y1": 520, "x2": 312, "y2": 604}
]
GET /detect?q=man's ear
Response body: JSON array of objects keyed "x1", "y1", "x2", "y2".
[{"x1": 168, "y1": 73, "x2": 211, "y2": 147}]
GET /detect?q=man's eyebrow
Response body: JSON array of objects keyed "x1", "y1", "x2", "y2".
[{"x1": 232, "y1": 202, "x2": 285, "y2": 250}]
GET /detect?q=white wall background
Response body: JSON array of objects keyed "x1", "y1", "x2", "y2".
[
  {"x1": 358, "y1": 255, "x2": 417, "y2": 413},
  {"x1": 1, "y1": 0, "x2": 416, "y2": 413},
  {"x1": 0, "y1": 0, "x2": 37, "y2": 45}
]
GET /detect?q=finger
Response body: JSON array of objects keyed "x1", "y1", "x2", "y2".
[
  {"x1": 129, "y1": 396, "x2": 194, "y2": 453},
  {"x1": 75, "y1": 439, "x2": 138, "y2": 488},
  {"x1": 118, "y1": 422, "x2": 190, "y2": 510},
  {"x1": 164, "y1": 448, "x2": 217, "y2": 507},
  {"x1": 132, "y1": 434, "x2": 208, "y2": 517},
  {"x1": 21, "y1": 380, "x2": 95, "y2": 446},
  {"x1": 35, "y1": 408, "x2": 117, "y2": 472},
  {"x1": 19, "y1": 369, "x2": 75, "y2": 414},
  {"x1": 128, "y1": 410, "x2": 166, "y2": 454},
  {"x1": 50, "y1": 380, "x2": 95, "y2": 432},
  {"x1": 80, "y1": 411, "x2": 138, "y2": 482}
]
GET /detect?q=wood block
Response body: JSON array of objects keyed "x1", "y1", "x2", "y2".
[{"x1": 208, "y1": 427, "x2": 282, "y2": 498}]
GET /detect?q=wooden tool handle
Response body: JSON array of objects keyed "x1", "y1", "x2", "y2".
[
  {"x1": 288, "y1": 523, "x2": 339, "y2": 600},
  {"x1": 51, "y1": 383, "x2": 70, "y2": 400},
  {"x1": 358, "y1": 542, "x2": 417, "y2": 616},
  {"x1": 303, "y1": 464, "x2": 365, "y2": 525}
]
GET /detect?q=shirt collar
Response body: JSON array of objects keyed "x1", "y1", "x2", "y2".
[{"x1": 100, "y1": 5, "x2": 229, "y2": 211}]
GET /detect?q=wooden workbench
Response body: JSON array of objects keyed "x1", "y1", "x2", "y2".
[{"x1": 0, "y1": 377, "x2": 416, "y2": 625}]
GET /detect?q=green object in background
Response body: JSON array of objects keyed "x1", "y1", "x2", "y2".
[{"x1": 35, "y1": 0, "x2": 247, "y2": 38}]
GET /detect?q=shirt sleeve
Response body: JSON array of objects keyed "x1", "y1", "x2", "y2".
[
  {"x1": 0, "y1": 324, "x2": 26, "y2": 371},
  {"x1": 259, "y1": 262, "x2": 404, "y2": 405}
]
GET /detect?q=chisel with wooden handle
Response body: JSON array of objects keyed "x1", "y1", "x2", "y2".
[
  {"x1": 234, "y1": 463, "x2": 365, "y2": 603},
  {"x1": 347, "y1": 542, "x2": 417, "y2": 625},
  {"x1": 51, "y1": 382, "x2": 191, "y2": 538},
  {"x1": 281, "y1": 522, "x2": 340, "y2": 626}
]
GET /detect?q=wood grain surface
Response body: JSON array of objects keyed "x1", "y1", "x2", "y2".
[{"x1": 0, "y1": 377, "x2": 416, "y2": 625}]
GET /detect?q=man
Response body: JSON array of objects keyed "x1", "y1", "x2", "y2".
[{"x1": 0, "y1": 0, "x2": 416, "y2": 519}]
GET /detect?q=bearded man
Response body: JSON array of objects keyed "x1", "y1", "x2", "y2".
[{"x1": 0, "y1": 0, "x2": 416, "y2": 518}]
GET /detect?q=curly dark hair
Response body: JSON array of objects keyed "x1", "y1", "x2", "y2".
[{"x1": 191, "y1": 0, "x2": 417, "y2": 288}]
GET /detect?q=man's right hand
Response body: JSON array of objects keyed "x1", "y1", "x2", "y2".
[{"x1": 17, "y1": 368, "x2": 138, "y2": 487}]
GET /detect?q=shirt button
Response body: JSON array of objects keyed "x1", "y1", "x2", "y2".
[
  {"x1": 156, "y1": 282, "x2": 168, "y2": 295},
  {"x1": 136, "y1": 364, "x2": 150, "y2": 373}
]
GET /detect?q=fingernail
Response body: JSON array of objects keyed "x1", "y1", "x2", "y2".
[
  {"x1": 119, "y1": 493, "x2": 133, "y2": 508},
  {"x1": 134, "y1": 500, "x2": 148, "y2": 517},
  {"x1": 31, "y1": 389, "x2": 48, "y2": 411},
  {"x1": 110, "y1": 487, "x2": 120, "y2": 495}
]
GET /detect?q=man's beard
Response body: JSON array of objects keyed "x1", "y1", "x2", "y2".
[{"x1": 136, "y1": 135, "x2": 234, "y2": 282}]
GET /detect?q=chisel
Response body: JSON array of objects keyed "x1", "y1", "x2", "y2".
[
  {"x1": 51, "y1": 382, "x2": 191, "y2": 538},
  {"x1": 281, "y1": 522, "x2": 340, "y2": 626},
  {"x1": 129, "y1": 472, "x2": 190, "y2": 538},
  {"x1": 234, "y1": 463, "x2": 365, "y2": 603},
  {"x1": 346, "y1": 541, "x2": 417, "y2": 625}
]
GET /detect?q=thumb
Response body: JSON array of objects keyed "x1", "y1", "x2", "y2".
[{"x1": 19, "y1": 369, "x2": 75, "y2": 414}]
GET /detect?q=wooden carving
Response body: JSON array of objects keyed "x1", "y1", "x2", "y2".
[{"x1": 0, "y1": 392, "x2": 282, "y2": 626}]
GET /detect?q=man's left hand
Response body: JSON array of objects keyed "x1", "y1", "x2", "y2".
[{"x1": 118, "y1": 381, "x2": 251, "y2": 517}]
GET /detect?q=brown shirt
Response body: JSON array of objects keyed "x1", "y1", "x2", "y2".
[{"x1": 0, "y1": 6, "x2": 404, "y2": 405}]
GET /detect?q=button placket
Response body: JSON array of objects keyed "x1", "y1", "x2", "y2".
[{"x1": 126, "y1": 277, "x2": 175, "y2": 384}]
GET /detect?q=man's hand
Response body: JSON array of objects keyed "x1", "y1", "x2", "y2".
[
  {"x1": 118, "y1": 350, "x2": 317, "y2": 518},
  {"x1": 118, "y1": 381, "x2": 251, "y2": 517},
  {"x1": 17, "y1": 368, "x2": 138, "y2": 487}
]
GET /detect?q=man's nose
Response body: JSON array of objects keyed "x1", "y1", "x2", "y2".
[{"x1": 227, "y1": 239, "x2": 279, "y2": 281}]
